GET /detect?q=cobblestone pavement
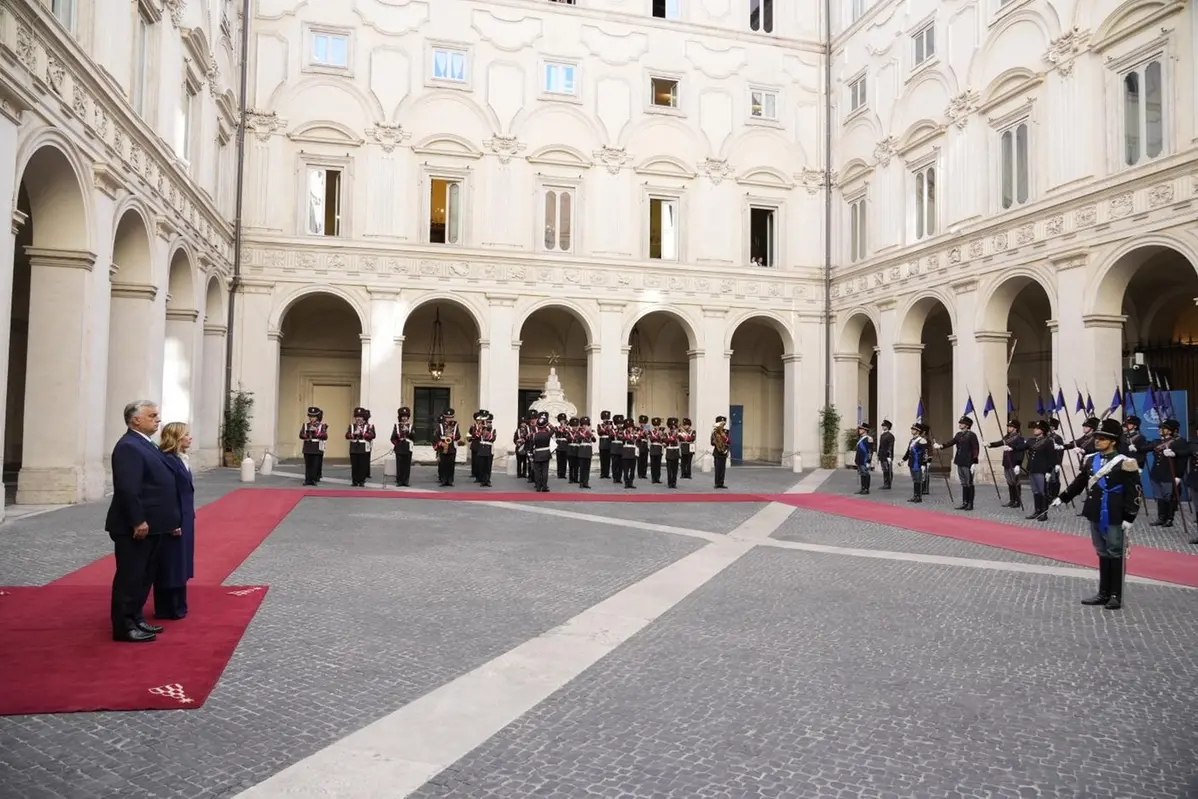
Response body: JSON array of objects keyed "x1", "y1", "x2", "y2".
[
  {"x1": 413, "y1": 547, "x2": 1198, "y2": 799},
  {"x1": 3, "y1": 468, "x2": 1197, "y2": 799},
  {"x1": 817, "y1": 467, "x2": 1198, "y2": 554}
]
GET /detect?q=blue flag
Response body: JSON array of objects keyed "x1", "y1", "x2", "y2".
[
  {"x1": 1147, "y1": 380, "x2": 1159, "y2": 413},
  {"x1": 1035, "y1": 395, "x2": 1046, "y2": 416},
  {"x1": 1110, "y1": 387, "x2": 1122, "y2": 413},
  {"x1": 1055, "y1": 388, "x2": 1066, "y2": 413},
  {"x1": 983, "y1": 393, "x2": 995, "y2": 418},
  {"x1": 964, "y1": 397, "x2": 975, "y2": 417},
  {"x1": 916, "y1": 399, "x2": 925, "y2": 422},
  {"x1": 1007, "y1": 393, "x2": 1015, "y2": 414},
  {"x1": 1085, "y1": 394, "x2": 1095, "y2": 415},
  {"x1": 1075, "y1": 391, "x2": 1085, "y2": 413}
]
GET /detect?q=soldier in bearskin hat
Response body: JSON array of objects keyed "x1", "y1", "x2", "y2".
[
  {"x1": 576, "y1": 416, "x2": 597, "y2": 489},
  {"x1": 390, "y1": 407, "x2": 414, "y2": 487},
  {"x1": 299, "y1": 406, "x2": 329, "y2": 486},
  {"x1": 679, "y1": 417, "x2": 697, "y2": 479},
  {"x1": 610, "y1": 414, "x2": 626, "y2": 484},
  {"x1": 597, "y1": 410, "x2": 614, "y2": 479},
  {"x1": 1052, "y1": 418, "x2": 1141, "y2": 610},
  {"x1": 345, "y1": 407, "x2": 376, "y2": 487}
]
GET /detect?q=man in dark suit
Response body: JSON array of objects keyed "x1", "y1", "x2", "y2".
[{"x1": 106, "y1": 400, "x2": 182, "y2": 643}]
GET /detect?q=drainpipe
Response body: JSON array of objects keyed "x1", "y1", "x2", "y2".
[
  {"x1": 822, "y1": 0, "x2": 833, "y2": 412},
  {"x1": 222, "y1": 0, "x2": 252, "y2": 441}
]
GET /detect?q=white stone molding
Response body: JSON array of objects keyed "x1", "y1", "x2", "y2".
[
  {"x1": 594, "y1": 146, "x2": 630, "y2": 175},
  {"x1": 485, "y1": 135, "x2": 526, "y2": 164},
  {"x1": 369, "y1": 122, "x2": 410, "y2": 153},
  {"x1": 24, "y1": 248, "x2": 97, "y2": 271}
]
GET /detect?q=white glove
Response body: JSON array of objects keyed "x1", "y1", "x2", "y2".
[
  {"x1": 866, "y1": 436, "x2": 874, "y2": 443},
  {"x1": 933, "y1": 443, "x2": 943, "y2": 451},
  {"x1": 1053, "y1": 466, "x2": 1060, "y2": 476},
  {"x1": 1002, "y1": 445, "x2": 1012, "y2": 452},
  {"x1": 969, "y1": 464, "x2": 977, "y2": 475},
  {"x1": 1162, "y1": 448, "x2": 1175, "y2": 457},
  {"x1": 1176, "y1": 477, "x2": 1182, "y2": 485},
  {"x1": 1122, "y1": 521, "x2": 1132, "y2": 532},
  {"x1": 1014, "y1": 466, "x2": 1021, "y2": 476},
  {"x1": 1128, "y1": 444, "x2": 1137, "y2": 453},
  {"x1": 1054, "y1": 444, "x2": 1064, "y2": 451},
  {"x1": 886, "y1": 459, "x2": 893, "y2": 466},
  {"x1": 1050, "y1": 497, "x2": 1063, "y2": 508}
]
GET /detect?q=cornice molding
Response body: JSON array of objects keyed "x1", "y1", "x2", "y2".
[
  {"x1": 165, "y1": 307, "x2": 200, "y2": 322},
  {"x1": 1082, "y1": 313, "x2": 1127, "y2": 330},
  {"x1": 110, "y1": 281, "x2": 158, "y2": 300},
  {"x1": 892, "y1": 343, "x2": 925, "y2": 354},
  {"x1": 24, "y1": 247, "x2": 96, "y2": 271}
]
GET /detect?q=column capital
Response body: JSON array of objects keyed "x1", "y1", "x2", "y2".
[
  {"x1": 393, "y1": 335, "x2": 406, "y2": 344},
  {"x1": 267, "y1": 329, "x2": 282, "y2": 342},
  {"x1": 204, "y1": 323, "x2": 228, "y2": 336},
  {"x1": 1050, "y1": 249, "x2": 1089, "y2": 270},
  {"x1": 974, "y1": 329, "x2": 1010, "y2": 344},
  {"x1": 947, "y1": 334, "x2": 958, "y2": 346},
  {"x1": 687, "y1": 348, "x2": 705, "y2": 360},
  {"x1": 110, "y1": 281, "x2": 157, "y2": 301},
  {"x1": 622, "y1": 344, "x2": 632, "y2": 354},
  {"x1": 781, "y1": 352, "x2": 801, "y2": 364},
  {"x1": 701, "y1": 306, "x2": 729, "y2": 318},
  {"x1": 893, "y1": 342, "x2": 925, "y2": 354},
  {"x1": 584, "y1": 343, "x2": 601, "y2": 353},
  {"x1": 11, "y1": 208, "x2": 28, "y2": 236},
  {"x1": 165, "y1": 308, "x2": 199, "y2": 323},
  {"x1": 359, "y1": 333, "x2": 371, "y2": 343},
  {"x1": 876, "y1": 298, "x2": 897, "y2": 312},
  {"x1": 597, "y1": 300, "x2": 626, "y2": 312},
  {"x1": 24, "y1": 247, "x2": 97, "y2": 271},
  {"x1": 1045, "y1": 319, "x2": 1059, "y2": 332},
  {"x1": 368, "y1": 288, "x2": 399, "y2": 301},
  {"x1": 486, "y1": 293, "x2": 519, "y2": 307},
  {"x1": 510, "y1": 338, "x2": 522, "y2": 351},
  {"x1": 238, "y1": 279, "x2": 275, "y2": 295},
  {"x1": 832, "y1": 352, "x2": 860, "y2": 363},
  {"x1": 1082, "y1": 313, "x2": 1126, "y2": 330},
  {"x1": 478, "y1": 337, "x2": 491, "y2": 349}
]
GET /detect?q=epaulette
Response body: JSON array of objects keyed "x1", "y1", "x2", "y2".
[{"x1": 1121, "y1": 459, "x2": 1140, "y2": 472}]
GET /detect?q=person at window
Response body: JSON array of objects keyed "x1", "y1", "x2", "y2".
[
  {"x1": 299, "y1": 406, "x2": 328, "y2": 486},
  {"x1": 154, "y1": 422, "x2": 196, "y2": 621},
  {"x1": 346, "y1": 407, "x2": 376, "y2": 488}
]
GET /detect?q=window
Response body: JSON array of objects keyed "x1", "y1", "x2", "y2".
[
  {"x1": 913, "y1": 25, "x2": 934, "y2": 66},
  {"x1": 913, "y1": 164, "x2": 937, "y2": 241},
  {"x1": 544, "y1": 62, "x2": 576, "y2": 95},
  {"x1": 429, "y1": 178, "x2": 463, "y2": 244},
  {"x1": 749, "y1": 0, "x2": 773, "y2": 33},
  {"x1": 750, "y1": 90, "x2": 777, "y2": 120},
  {"x1": 999, "y1": 121, "x2": 1029, "y2": 209},
  {"x1": 652, "y1": 0, "x2": 680, "y2": 20},
  {"x1": 413, "y1": 387, "x2": 451, "y2": 445},
  {"x1": 432, "y1": 48, "x2": 467, "y2": 82},
  {"x1": 1122, "y1": 58, "x2": 1164, "y2": 167},
  {"x1": 306, "y1": 168, "x2": 342, "y2": 237},
  {"x1": 851, "y1": 0, "x2": 868, "y2": 22},
  {"x1": 848, "y1": 196, "x2": 867, "y2": 263},
  {"x1": 543, "y1": 188, "x2": 574, "y2": 253},
  {"x1": 651, "y1": 77, "x2": 679, "y2": 108},
  {"x1": 749, "y1": 206, "x2": 776, "y2": 267},
  {"x1": 549, "y1": 0, "x2": 576, "y2": 4},
  {"x1": 311, "y1": 32, "x2": 349, "y2": 68},
  {"x1": 517, "y1": 389, "x2": 542, "y2": 419},
  {"x1": 648, "y1": 197, "x2": 678, "y2": 260},
  {"x1": 132, "y1": 13, "x2": 151, "y2": 115},
  {"x1": 174, "y1": 84, "x2": 195, "y2": 161},
  {"x1": 51, "y1": 0, "x2": 76, "y2": 32},
  {"x1": 849, "y1": 75, "x2": 867, "y2": 112}
]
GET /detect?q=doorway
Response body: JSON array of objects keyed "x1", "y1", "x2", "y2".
[{"x1": 312, "y1": 383, "x2": 354, "y2": 459}]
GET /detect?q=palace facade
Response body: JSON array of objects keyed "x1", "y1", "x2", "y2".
[{"x1": 1, "y1": 0, "x2": 1196, "y2": 516}]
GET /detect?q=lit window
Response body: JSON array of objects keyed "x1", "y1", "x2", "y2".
[
  {"x1": 750, "y1": 90, "x2": 777, "y2": 120},
  {"x1": 306, "y1": 168, "x2": 342, "y2": 237},
  {"x1": 913, "y1": 25, "x2": 934, "y2": 66},
  {"x1": 749, "y1": 0, "x2": 773, "y2": 33},
  {"x1": 648, "y1": 198, "x2": 678, "y2": 260},
  {"x1": 312, "y1": 32, "x2": 349, "y2": 68},
  {"x1": 749, "y1": 206, "x2": 777, "y2": 267},
  {"x1": 913, "y1": 165, "x2": 937, "y2": 241},
  {"x1": 849, "y1": 197, "x2": 867, "y2": 263},
  {"x1": 999, "y1": 122, "x2": 1030, "y2": 209},
  {"x1": 543, "y1": 189, "x2": 574, "y2": 253},
  {"x1": 544, "y1": 62, "x2": 576, "y2": 95},
  {"x1": 432, "y1": 48, "x2": 467, "y2": 82},
  {"x1": 651, "y1": 77, "x2": 679, "y2": 108},
  {"x1": 849, "y1": 75, "x2": 867, "y2": 112},
  {"x1": 1123, "y1": 59, "x2": 1164, "y2": 167},
  {"x1": 430, "y1": 178, "x2": 463, "y2": 244}
]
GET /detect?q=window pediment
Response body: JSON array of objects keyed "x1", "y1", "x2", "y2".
[
  {"x1": 735, "y1": 167, "x2": 794, "y2": 189},
  {"x1": 896, "y1": 120, "x2": 944, "y2": 155},
  {"x1": 633, "y1": 156, "x2": 696, "y2": 179},
  {"x1": 1092, "y1": 0, "x2": 1185, "y2": 52},
  {"x1": 979, "y1": 68, "x2": 1043, "y2": 113},
  {"x1": 526, "y1": 145, "x2": 593, "y2": 168},
  {"x1": 287, "y1": 121, "x2": 364, "y2": 147},
  {"x1": 412, "y1": 134, "x2": 483, "y2": 159}
]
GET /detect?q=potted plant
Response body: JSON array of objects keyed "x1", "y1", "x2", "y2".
[
  {"x1": 221, "y1": 389, "x2": 254, "y2": 467},
  {"x1": 843, "y1": 427, "x2": 862, "y2": 468},
  {"x1": 818, "y1": 405, "x2": 841, "y2": 470}
]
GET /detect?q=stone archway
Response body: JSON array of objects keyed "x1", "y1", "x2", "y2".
[
  {"x1": 105, "y1": 208, "x2": 157, "y2": 453},
  {"x1": 161, "y1": 248, "x2": 199, "y2": 426},
  {"x1": 276, "y1": 292, "x2": 365, "y2": 460},
  {"x1": 198, "y1": 275, "x2": 227, "y2": 465},
  {"x1": 835, "y1": 311, "x2": 879, "y2": 432},
  {"x1": 977, "y1": 274, "x2": 1055, "y2": 437},
  {"x1": 7, "y1": 144, "x2": 93, "y2": 505},
  {"x1": 516, "y1": 305, "x2": 592, "y2": 419},
  {"x1": 400, "y1": 299, "x2": 481, "y2": 448},
  {"x1": 626, "y1": 310, "x2": 694, "y2": 424},
  {"x1": 729, "y1": 317, "x2": 789, "y2": 464},
  {"x1": 896, "y1": 295, "x2": 955, "y2": 441}
]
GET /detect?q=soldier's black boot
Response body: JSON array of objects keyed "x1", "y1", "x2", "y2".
[
  {"x1": 1148, "y1": 500, "x2": 1166, "y2": 526},
  {"x1": 855, "y1": 474, "x2": 866, "y2": 495},
  {"x1": 963, "y1": 486, "x2": 974, "y2": 511},
  {"x1": 1081, "y1": 558, "x2": 1111, "y2": 606},
  {"x1": 955, "y1": 488, "x2": 968, "y2": 511},
  {"x1": 1004, "y1": 486, "x2": 1016, "y2": 508},
  {"x1": 908, "y1": 482, "x2": 921, "y2": 503},
  {"x1": 1025, "y1": 495, "x2": 1041, "y2": 520},
  {"x1": 1104, "y1": 558, "x2": 1124, "y2": 610},
  {"x1": 862, "y1": 473, "x2": 870, "y2": 495},
  {"x1": 1014, "y1": 484, "x2": 1024, "y2": 510}
]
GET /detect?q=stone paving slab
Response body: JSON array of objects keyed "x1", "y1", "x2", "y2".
[
  {"x1": 527, "y1": 501, "x2": 768, "y2": 535},
  {"x1": 412, "y1": 546, "x2": 1198, "y2": 799},
  {"x1": 817, "y1": 468, "x2": 1198, "y2": 555},
  {"x1": 0, "y1": 499, "x2": 702, "y2": 799},
  {"x1": 774, "y1": 507, "x2": 1076, "y2": 566}
]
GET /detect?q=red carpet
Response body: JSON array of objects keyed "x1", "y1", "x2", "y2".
[
  {"x1": 0, "y1": 584, "x2": 268, "y2": 715},
  {"x1": 779, "y1": 494, "x2": 1198, "y2": 589}
]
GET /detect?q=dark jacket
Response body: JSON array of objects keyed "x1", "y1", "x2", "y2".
[
  {"x1": 878, "y1": 431, "x2": 895, "y2": 460},
  {"x1": 941, "y1": 430, "x2": 979, "y2": 468},
  {"x1": 1015, "y1": 434, "x2": 1056, "y2": 474},
  {"x1": 531, "y1": 428, "x2": 553, "y2": 462},
  {"x1": 853, "y1": 434, "x2": 874, "y2": 468},
  {"x1": 988, "y1": 433, "x2": 1025, "y2": 470},
  {"x1": 1058, "y1": 451, "x2": 1141, "y2": 528},
  {"x1": 1120, "y1": 431, "x2": 1149, "y2": 468},
  {"x1": 1148, "y1": 435, "x2": 1191, "y2": 483},
  {"x1": 105, "y1": 430, "x2": 183, "y2": 536}
]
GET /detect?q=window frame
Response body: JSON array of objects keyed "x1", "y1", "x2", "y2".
[
  {"x1": 305, "y1": 25, "x2": 353, "y2": 75},
  {"x1": 908, "y1": 154, "x2": 939, "y2": 243},
  {"x1": 1112, "y1": 48, "x2": 1169, "y2": 170},
  {"x1": 912, "y1": 23, "x2": 935, "y2": 69},
  {"x1": 131, "y1": 5, "x2": 154, "y2": 116},
  {"x1": 747, "y1": 85, "x2": 781, "y2": 125},
  {"x1": 847, "y1": 71, "x2": 867, "y2": 116},
  {"x1": 744, "y1": 198, "x2": 783, "y2": 268},
  {"x1": 650, "y1": 0, "x2": 681, "y2": 21},
  {"x1": 846, "y1": 190, "x2": 868, "y2": 264},
  {"x1": 990, "y1": 103, "x2": 1033, "y2": 213},
  {"x1": 426, "y1": 41, "x2": 472, "y2": 91},
  {"x1": 301, "y1": 154, "x2": 352, "y2": 239},
  {"x1": 537, "y1": 178, "x2": 581, "y2": 255},
  {"x1": 540, "y1": 57, "x2": 581, "y2": 102},
  {"x1": 647, "y1": 72, "x2": 683, "y2": 116},
  {"x1": 51, "y1": 0, "x2": 77, "y2": 33},
  {"x1": 644, "y1": 187, "x2": 685, "y2": 262},
  {"x1": 748, "y1": 0, "x2": 774, "y2": 34},
  {"x1": 421, "y1": 166, "x2": 471, "y2": 247}
]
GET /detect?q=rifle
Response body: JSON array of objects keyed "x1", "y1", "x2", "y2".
[
  {"x1": 967, "y1": 385, "x2": 1003, "y2": 503},
  {"x1": 920, "y1": 395, "x2": 954, "y2": 504}
]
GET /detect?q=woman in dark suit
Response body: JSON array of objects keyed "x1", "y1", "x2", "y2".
[{"x1": 154, "y1": 422, "x2": 196, "y2": 620}]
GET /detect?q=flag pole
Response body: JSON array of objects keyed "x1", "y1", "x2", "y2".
[
  {"x1": 921, "y1": 395, "x2": 954, "y2": 504},
  {"x1": 1150, "y1": 371, "x2": 1191, "y2": 538},
  {"x1": 984, "y1": 380, "x2": 1023, "y2": 511},
  {"x1": 967, "y1": 387, "x2": 1003, "y2": 503}
]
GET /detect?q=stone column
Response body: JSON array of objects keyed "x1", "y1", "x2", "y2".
[
  {"x1": 974, "y1": 330, "x2": 1012, "y2": 439},
  {"x1": 0, "y1": 106, "x2": 22, "y2": 519},
  {"x1": 232, "y1": 281, "x2": 278, "y2": 457},
  {"x1": 16, "y1": 248, "x2": 97, "y2": 504},
  {"x1": 366, "y1": 290, "x2": 400, "y2": 419},
  {"x1": 950, "y1": 278, "x2": 980, "y2": 418},
  {"x1": 795, "y1": 312, "x2": 825, "y2": 466},
  {"x1": 891, "y1": 343, "x2": 924, "y2": 427},
  {"x1": 782, "y1": 353, "x2": 802, "y2": 472},
  {"x1": 1083, "y1": 315, "x2": 1126, "y2": 408},
  {"x1": 198, "y1": 322, "x2": 227, "y2": 466},
  {"x1": 485, "y1": 294, "x2": 519, "y2": 457},
  {"x1": 106, "y1": 280, "x2": 160, "y2": 451},
  {"x1": 589, "y1": 301, "x2": 628, "y2": 418},
  {"x1": 694, "y1": 308, "x2": 732, "y2": 472},
  {"x1": 359, "y1": 334, "x2": 372, "y2": 407},
  {"x1": 833, "y1": 352, "x2": 861, "y2": 428},
  {"x1": 874, "y1": 300, "x2": 898, "y2": 425},
  {"x1": 1052, "y1": 251, "x2": 1090, "y2": 396},
  {"x1": 162, "y1": 308, "x2": 200, "y2": 425}
]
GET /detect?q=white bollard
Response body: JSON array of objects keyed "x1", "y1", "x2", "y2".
[
  {"x1": 240, "y1": 455, "x2": 256, "y2": 482},
  {"x1": 260, "y1": 452, "x2": 274, "y2": 476}
]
